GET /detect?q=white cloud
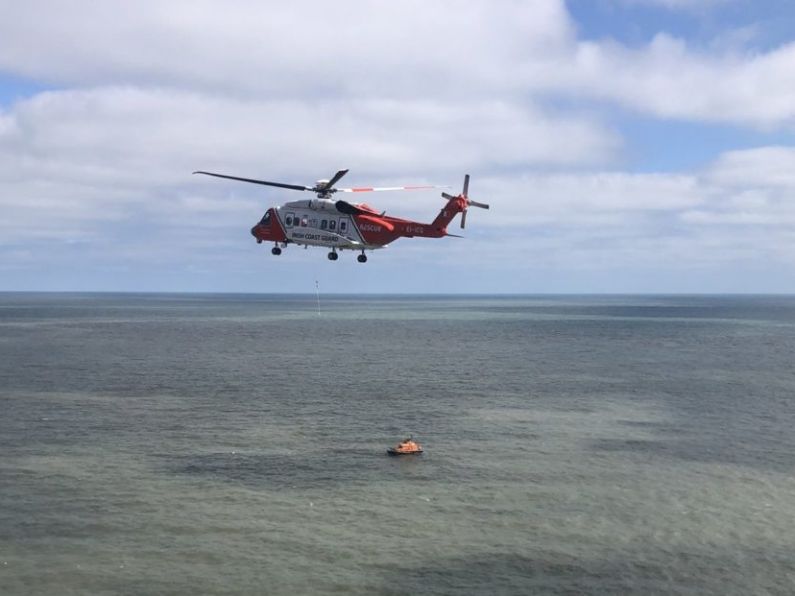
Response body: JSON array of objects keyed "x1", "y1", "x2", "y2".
[
  {"x1": 1, "y1": 81, "x2": 793, "y2": 287},
  {"x1": 0, "y1": 0, "x2": 574, "y2": 99},
  {"x1": 479, "y1": 172, "x2": 703, "y2": 226},
  {"x1": 705, "y1": 146, "x2": 795, "y2": 188},
  {"x1": 0, "y1": 85, "x2": 617, "y2": 248},
  {"x1": 457, "y1": 145, "x2": 795, "y2": 274},
  {"x1": 567, "y1": 34, "x2": 795, "y2": 127},
  {"x1": 1, "y1": 0, "x2": 794, "y2": 291},
  {"x1": 1, "y1": 1, "x2": 794, "y2": 129}
]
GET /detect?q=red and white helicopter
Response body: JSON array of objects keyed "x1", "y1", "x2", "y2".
[{"x1": 193, "y1": 169, "x2": 489, "y2": 262}]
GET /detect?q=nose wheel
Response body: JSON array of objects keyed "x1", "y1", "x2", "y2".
[
  {"x1": 357, "y1": 252, "x2": 368, "y2": 263},
  {"x1": 327, "y1": 251, "x2": 339, "y2": 261},
  {"x1": 271, "y1": 245, "x2": 282, "y2": 255}
]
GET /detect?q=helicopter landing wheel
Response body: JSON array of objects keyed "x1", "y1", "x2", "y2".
[
  {"x1": 357, "y1": 253, "x2": 368, "y2": 263},
  {"x1": 328, "y1": 251, "x2": 338, "y2": 261},
  {"x1": 271, "y1": 246, "x2": 282, "y2": 256}
]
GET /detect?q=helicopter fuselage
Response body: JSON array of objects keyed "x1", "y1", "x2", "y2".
[{"x1": 250, "y1": 198, "x2": 451, "y2": 251}]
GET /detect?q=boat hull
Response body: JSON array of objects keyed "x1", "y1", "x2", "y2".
[{"x1": 387, "y1": 448, "x2": 423, "y2": 456}]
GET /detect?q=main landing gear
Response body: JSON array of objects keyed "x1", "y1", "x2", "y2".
[
  {"x1": 271, "y1": 245, "x2": 282, "y2": 255},
  {"x1": 326, "y1": 250, "x2": 368, "y2": 262}
]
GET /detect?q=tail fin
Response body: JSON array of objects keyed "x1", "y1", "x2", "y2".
[
  {"x1": 430, "y1": 195, "x2": 467, "y2": 233},
  {"x1": 430, "y1": 174, "x2": 489, "y2": 234}
]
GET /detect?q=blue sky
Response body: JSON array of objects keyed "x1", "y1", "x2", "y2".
[
  {"x1": 570, "y1": 0, "x2": 795, "y2": 51},
  {"x1": 1, "y1": 0, "x2": 795, "y2": 293}
]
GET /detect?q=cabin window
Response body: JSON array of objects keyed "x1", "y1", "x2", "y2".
[
  {"x1": 339, "y1": 220, "x2": 347, "y2": 233},
  {"x1": 329, "y1": 220, "x2": 337, "y2": 231},
  {"x1": 301, "y1": 217, "x2": 308, "y2": 227},
  {"x1": 320, "y1": 220, "x2": 328, "y2": 230},
  {"x1": 285, "y1": 212, "x2": 295, "y2": 227}
]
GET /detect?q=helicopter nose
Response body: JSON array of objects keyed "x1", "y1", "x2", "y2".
[{"x1": 251, "y1": 225, "x2": 263, "y2": 243}]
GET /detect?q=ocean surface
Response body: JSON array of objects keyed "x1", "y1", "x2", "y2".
[{"x1": 1, "y1": 293, "x2": 795, "y2": 595}]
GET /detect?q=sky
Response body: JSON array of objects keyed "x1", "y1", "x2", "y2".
[{"x1": 1, "y1": 0, "x2": 795, "y2": 294}]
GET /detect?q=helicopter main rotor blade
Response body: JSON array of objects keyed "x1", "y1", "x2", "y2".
[
  {"x1": 339, "y1": 184, "x2": 447, "y2": 193},
  {"x1": 462, "y1": 174, "x2": 470, "y2": 198},
  {"x1": 193, "y1": 171, "x2": 309, "y2": 192},
  {"x1": 321, "y1": 169, "x2": 349, "y2": 191}
]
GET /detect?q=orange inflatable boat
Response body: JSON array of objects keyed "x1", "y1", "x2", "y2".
[{"x1": 387, "y1": 437, "x2": 423, "y2": 456}]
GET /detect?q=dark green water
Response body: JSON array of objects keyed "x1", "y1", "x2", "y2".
[{"x1": 2, "y1": 294, "x2": 795, "y2": 594}]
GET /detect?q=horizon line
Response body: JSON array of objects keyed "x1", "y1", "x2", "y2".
[{"x1": 2, "y1": 290, "x2": 794, "y2": 297}]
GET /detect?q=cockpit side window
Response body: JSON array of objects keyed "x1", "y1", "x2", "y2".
[{"x1": 260, "y1": 211, "x2": 272, "y2": 225}]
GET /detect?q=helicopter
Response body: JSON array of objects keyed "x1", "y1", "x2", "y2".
[{"x1": 192, "y1": 169, "x2": 489, "y2": 262}]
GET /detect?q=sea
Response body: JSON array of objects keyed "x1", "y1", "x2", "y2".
[{"x1": 1, "y1": 293, "x2": 795, "y2": 595}]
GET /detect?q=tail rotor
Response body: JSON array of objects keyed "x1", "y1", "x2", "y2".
[{"x1": 441, "y1": 174, "x2": 489, "y2": 229}]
